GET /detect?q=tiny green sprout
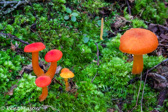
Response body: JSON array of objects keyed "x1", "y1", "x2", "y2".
[{"x1": 64, "y1": 7, "x2": 78, "y2": 22}]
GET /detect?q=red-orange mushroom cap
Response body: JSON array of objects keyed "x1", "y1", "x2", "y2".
[
  {"x1": 35, "y1": 76, "x2": 51, "y2": 87},
  {"x1": 45, "y1": 49, "x2": 63, "y2": 62},
  {"x1": 24, "y1": 42, "x2": 45, "y2": 52},
  {"x1": 119, "y1": 28, "x2": 158, "y2": 55},
  {"x1": 61, "y1": 68, "x2": 70, "y2": 73}
]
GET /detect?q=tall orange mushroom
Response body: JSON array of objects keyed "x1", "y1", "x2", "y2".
[
  {"x1": 35, "y1": 76, "x2": 51, "y2": 102},
  {"x1": 24, "y1": 42, "x2": 45, "y2": 77},
  {"x1": 119, "y1": 28, "x2": 158, "y2": 74},
  {"x1": 45, "y1": 49, "x2": 63, "y2": 79}
]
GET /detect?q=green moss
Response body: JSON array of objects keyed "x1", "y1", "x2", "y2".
[
  {"x1": 132, "y1": 0, "x2": 168, "y2": 24},
  {"x1": 0, "y1": 1, "x2": 166, "y2": 111},
  {"x1": 0, "y1": 49, "x2": 23, "y2": 92}
]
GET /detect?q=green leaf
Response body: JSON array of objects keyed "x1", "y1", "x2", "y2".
[
  {"x1": 83, "y1": 37, "x2": 89, "y2": 43},
  {"x1": 64, "y1": 15, "x2": 69, "y2": 20},
  {"x1": 66, "y1": 8, "x2": 72, "y2": 14},
  {"x1": 83, "y1": 34, "x2": 89, "y2": 43},
  {"x1": 71, "y1": 16, "x2": 76, "y2": 22},
  {"x1": 71, "y1": 12, "x2": 78, "y2": 16},
  {"x1": 97, "y1": 20, "x2": 101, "y2": 26},
  {"x1": 103, "y1": 29, "x2": 108, "y2": 37}
]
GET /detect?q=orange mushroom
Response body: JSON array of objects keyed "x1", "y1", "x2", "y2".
[
  {"x1": 35, "y1": 76, "x2": 51, "y2": 102},
  {"x1": 24, "y1": 42, "x2": 45, "y2": 77},
  {"x1": 45, "y1": 49, "x2": 63, "y2": 79},
  {"x1": 119, "y1": 28, "x2": 158, "y2": 74},
  {"x1": 61, "y1": 68, "x2": 70, "y2": 73},
  {"x1": 60, "y1": 68, "x2": 74, "y2": 91}
]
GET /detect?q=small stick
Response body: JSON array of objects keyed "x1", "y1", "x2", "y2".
[
  {"x1": 91, "y1": 43, "x2": 99, "y2": 83},
  {"x1": 53, "y1": 78, "x2": 63, "y2": 87},
  {"x1": 141, "y1": 58, "x2": 168, "y2": 111},
  {"x1": 0, "y1": 32, "x2": 29, "y2": 45},
  {"x1": 125, "y1": 0, "x2": 131, "y2": 15},
  {"x1": 131, "y1": 73, "x2": 142, "y2": 111}
]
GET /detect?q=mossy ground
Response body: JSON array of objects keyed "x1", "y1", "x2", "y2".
[{"x1": 0, "y1": 0, "x2": 168, "y2": 111}]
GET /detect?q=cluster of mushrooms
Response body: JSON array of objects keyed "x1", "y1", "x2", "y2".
[
  {"x1": 24, "y1": 43, "x2": 74, "y2": 102},
  {"x1": 24, "y1": 28, "x2": 158, "y2": 101}
]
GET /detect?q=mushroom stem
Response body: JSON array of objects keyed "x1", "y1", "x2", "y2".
[
  {"x1": 45, "y1": 62, "x2": 57, "y2": 79},
  {"x1": 39, "y1": 87, "x2": 48, "y2": 102},
  {"x1": 132, "y1": 55, "x2": 143, "y2": 74},
  {"x1": 32, "y1": 52, "x2": 44, "y2": 77},
  {"x1": 64, "y1": 78, "x2": 70, "y2": 91}
]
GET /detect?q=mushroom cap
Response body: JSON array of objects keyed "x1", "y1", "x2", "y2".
[
  {"x1": 61, "y1": 68, "x2": 70, "y2": 73},
  {"x1": 35, "y1": 76, "x2": 51, "y2": 87},
  {"x1": 119, "y1": 28, "x2": 158, "y2": 55},
  {"x1": 45, "y1": 49, "x2": 63, "y2": 62},
  {"x1": 24, "y1": 42, "x2": 45, "y2": 52},
  {"x1": 60, "y1": 71, "x2": 74, "y2": 78}
]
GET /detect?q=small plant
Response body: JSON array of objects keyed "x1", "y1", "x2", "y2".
[{"x1": 64, "y1": 7, "x2": 79, "y2": 22}]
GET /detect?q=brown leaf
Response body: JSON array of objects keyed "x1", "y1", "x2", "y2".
[
  {"x1": 69, "y1": 79, "x2": 78, "y2": 93},
  {"x1": 107, "y1": 109, "x2": 115, "y2": 112},
  {"x1": 148, "y1": 23, "x2": 158, "y2": 33},
  {"x1": 19, "y1": 63, "x2": 33, "y2": 75},
  {"x1": 11, "y1": 42, "x2": 16, "y2": 51},
  {"x1": 111, "y1": 15, "x2": 130, "y2": 29},
  {"x1": 129, "y1": 0, "x2": 134, "y2": 3}
]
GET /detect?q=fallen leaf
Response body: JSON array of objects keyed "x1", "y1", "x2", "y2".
[
  {"x1": 129, "y1": 0, "x2": 134, "y2": 3},
  {"x1": 107, "y1": 108, "x2": 115, "y2": 112},
  {"x1": 11, "y1": 42, "x2": 16, "y2": 51},
  {"x1": 19, "y1": 63, "x2": 33, "y2": 75}
]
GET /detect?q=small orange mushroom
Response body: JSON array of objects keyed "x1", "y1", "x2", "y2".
[
  {"x1": 119, "y1": 28, "x2": 158, "y2": 74},
  {"x1": 24, "y1": 42, "x2": 45, "y2": 77},
  {"x1": 35, "y1": 76, "x2": 51, "y2": 102},
  {"x1": 60, "y1": 68, "x2": 74, "y2": 91},
  {"x1": 61, "y1": 68, "x2": 70, "y2": 73},
  {"x1": 45, "y1": 49, "x2": 63, "y2": 79}
]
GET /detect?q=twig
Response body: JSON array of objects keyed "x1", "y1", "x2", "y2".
[
  {"x1": 159, "y1": 44, "x2": 168, "y2": 47},
  {"x1": 0, "y1": 0, "x2": 46, "y2": 15},
  {"x1": 53, "y1": 78, "x2": 63, "y2": 87},
  {"x1": 91, "y1": 43, "x2": 99, "y2": 83},
  {"x1": 0, "y1": 32, "x2": 29, "y2": 45},
  {"x1": 145, "y1": 58, "x2": 168, "y2": 73},
  {"x1": 95, "y1": 43, "x2": 99, "y2": 66},
  {"x1": 125, "y1": 0, "x2": 131, "y2": 15},
  {"x1": 128, "y1": 58, "x2": 168, "y2": 85},
  {"x1": 0, "y1": 1, "x2": 28, "y2": 15},
  {"x1": 131, "y1": 73, "x2": 142, "y2": 112},
  {"x1": 141, "y1": 58, "x2": 168, "y2": 111}
]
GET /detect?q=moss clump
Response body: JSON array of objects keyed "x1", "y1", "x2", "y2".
[
  {"x1": 0, "y1": 49, "x2": 23, "y2": 92},
  {"x1": 132, "y1": 0, "x2": 168, "y2": 24}
]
